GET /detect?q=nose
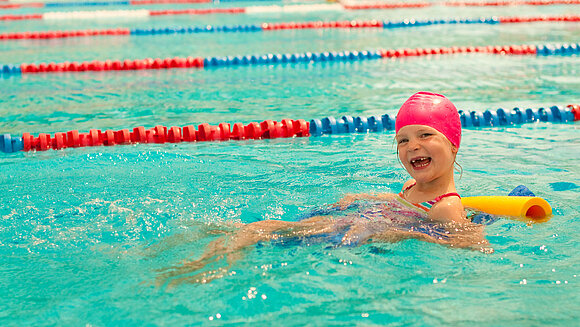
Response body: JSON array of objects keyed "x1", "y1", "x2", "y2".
[{"x1": 407, "y1": 137, "x2": 420, "y2": 151}]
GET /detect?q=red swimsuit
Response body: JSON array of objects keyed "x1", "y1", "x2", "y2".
[{"x1": 397, "y1": 182, "x2": 461, "y2": 214}]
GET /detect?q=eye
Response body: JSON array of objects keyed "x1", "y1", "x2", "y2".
[
  {"x1": 420, "y1": 133, "x2": 433, "y2": 138},
  {"x1": 397, "y1": 138, "x2": 408, "y2": 145}
]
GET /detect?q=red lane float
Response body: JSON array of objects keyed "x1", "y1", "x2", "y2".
[
  {"x1": 149, "y1": 7, "x2": 245, "y2": 16},
  {"x1": 379, "y1": 44, "x2": 537, "y2": 57},
  {"x1": 19, "y1": 57, "x2": 204, "y2": 73},
  {"x1": 0, "y1": 28, "x2": 131, "y2": 40},
  {"x1": 344, "y1": 0, "x2": 580, "y2": 9},
  {"x1": 130, "y1": 0, "x2": 211, "y2": 4},
  {"x1": 0, "y1": 8, "x2": 245, "y2": 21},
  {"x1": 0, "y1": 3, "x2": 44, "y2": 9},
  {"x1": 499, "y1": 15, "x2": 580, "y2": 23},
  {"x1": 19, "y1": 120, "x2": 311, "y2": 152},
  {"x1": 343, "y1": 2, "x2": 430, "y2": 10},
  {"x1": 570, "y1": 104, "x2": 580, "y2": 121},
  {"x1": 261, "y1": 20, "x2": 383, "y2": 31},
  {"x1": 0, "y1": 14, "x2": 42, "y2": 21},
  {"x1": 445, "y1": 0, "x2": 580, "y2": 6}
]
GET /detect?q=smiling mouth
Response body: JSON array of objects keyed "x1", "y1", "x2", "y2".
[{"x1": 410, "y1": 157, "x2": 431, "y2": 168}]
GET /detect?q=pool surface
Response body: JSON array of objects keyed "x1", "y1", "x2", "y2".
[{"x1": 1, "y1": 0, "x2": 579, "y2": 325}]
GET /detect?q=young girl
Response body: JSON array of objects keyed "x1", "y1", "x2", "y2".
[{"x1": 156, "y1": 92, "x2": 492, "y2": 287}]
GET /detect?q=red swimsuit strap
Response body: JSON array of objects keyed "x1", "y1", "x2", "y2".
[
  {"x1": 403, "y1": 182, "x2": 416, "y2": 191},
  {"x1": 402, "y1": 182, "x2": 461, "y2": 205},
  {"x1": 430, "y1": 192, "x2": 461, "y2": 204}
]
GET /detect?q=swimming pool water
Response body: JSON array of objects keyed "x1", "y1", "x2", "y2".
[{"x1": 1, "y1": 1, "x2": 579, "y2": 325}]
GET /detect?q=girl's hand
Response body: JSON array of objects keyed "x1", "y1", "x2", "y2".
[{"x1": 333, "y1": 193, "x2": 360, "y2": 210}]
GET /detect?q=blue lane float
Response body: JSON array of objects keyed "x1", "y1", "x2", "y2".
[
  {"x1": 130, "y1": 24, "x2": 263, "y2": 35},
  {"x1": 45, "y1": 1, "x2": 132, "y2": 7},
  {"x1": 383, "y1": 17, "x2": 500, "y2": 29},
  {"x1": 0, "y1": 134, "x2": 24, "y2": 153},
  {"x1": 536, "y1": 43, "x2": 580, "y2": 55},
  {"x1": 309, "y1": 105, "x2": 577, "y2": 136},
  {"x1": 0, "y1": 64, "x2": 21, "y2": 76},
  {"x1": 202, "y1": 50, "x2": 382, "y2": 68}
]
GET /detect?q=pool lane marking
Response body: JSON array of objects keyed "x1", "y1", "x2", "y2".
[
  {"x1": 1, "y1": 0, "x2": 580, "y2": 19},
  {"x1": 1, "y1": 15, "x2": 579, "y2": 41},
  {"x1": 1, "y1": 104, "x2": 578, "y2": 153},
  {"x1": 1, "y1": 0, "x2": 578, "y2": 11},
  {"x1": 310, "y1": 105, "x2": 579, "y2": 137},
  {"x1": 6, "y1": 119, "x2": 312, "y2": 153},
  {"x1": 0, "y1": 7, "x2": 244, "y2": 21},
  {"x1": 1, "y1": 43, "x2": 578, "y2": 76},
  {"x1": 0, "y1": 0, "x2": 211, "y2": 10}
]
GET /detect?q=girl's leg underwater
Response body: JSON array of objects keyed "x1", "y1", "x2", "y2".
[{"x1": 156, "y1": 215, "x2": 338, "y2": 286}]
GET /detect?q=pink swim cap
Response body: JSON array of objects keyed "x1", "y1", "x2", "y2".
[{"x1": 395, "y1": 92, "x2": 461, "y2": 148}]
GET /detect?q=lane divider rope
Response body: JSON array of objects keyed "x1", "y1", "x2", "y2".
[
  {"x1": 1, "y1": 0, "x2": 578, "y2": 11},
  {"x1": 343, "y1": 0, "x2": 580, "y2": 10},
  {"x1": 0, "y1": 8, "x2": 243, "y2": 21},
  {"x1": 1, "y1": 43, "x2": 578, "y2": 76},
  {"x1": 309, "y1": 104, "x2": 579, "y2": 136},
  {"x1": 0, "y1": 0, "x2": 295, "y2": 10},
  {"x1": 0, "y1": 1, "x2": 414, "y2": 11},
  {"x1": 0, "y1": 119, "x2": 311, "y2": 153},
  {"x1": 2, "y1": 15, "x2": 579, "y2": 41},
  {"x1": 1, "y1": 104, "x2": 578, "y2": 153},
  {"x1": 1, "y1": 0, "x2": 579, "y2": 20},
  {"x1": 443, "y1": 0, "x2": 579, "y2": 6},
  {"x1": 1, "y1": 0, "x2": 211, "y2": 10}
]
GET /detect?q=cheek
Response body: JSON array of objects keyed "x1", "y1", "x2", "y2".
[
  {"x1": 397, "y1": 150, "x2": 407, "y2": 163},
  {"x1": 440, "y1": 147, "x2": 456, "y2": 165}
]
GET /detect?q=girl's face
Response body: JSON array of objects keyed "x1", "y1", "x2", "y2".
[{"x1": 395, "y1": 125, "x2": 458, "y2": 184}]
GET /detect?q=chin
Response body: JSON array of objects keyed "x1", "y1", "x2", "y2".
[{"x1": 409, "y1": 172, "x2": 436, "y2": 184}]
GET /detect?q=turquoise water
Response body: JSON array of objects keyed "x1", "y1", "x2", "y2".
[{"x1": 1, "y1": 1, "x2": 579, "y2": 325}]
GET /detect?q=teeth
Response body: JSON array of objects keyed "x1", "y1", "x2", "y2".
[
  {"x1": 415, "y1": 161, "x2": 429, "y2": 167},
  {"x1": 411, "y1": 157, "x2": 430, "y2": 168}
]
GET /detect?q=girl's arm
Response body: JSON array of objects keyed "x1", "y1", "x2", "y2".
[
  {"x1": 425, "y1": 198, "x2": 493, "y2": 251},
  {"x1": 370, "y1": 199, "x2": 493, "y2": 253},
  {"x1": 371, "y1": 222, "x2": 493, "y2": 253}
]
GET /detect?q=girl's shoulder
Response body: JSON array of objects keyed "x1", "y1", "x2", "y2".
[{"x1": 428, "y1": 196, "x2": 466, "y2": 222}]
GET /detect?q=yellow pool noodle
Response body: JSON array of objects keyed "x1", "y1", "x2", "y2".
[{"x1": 461, "y1": 196, "x2": 552, "y2": 221}]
